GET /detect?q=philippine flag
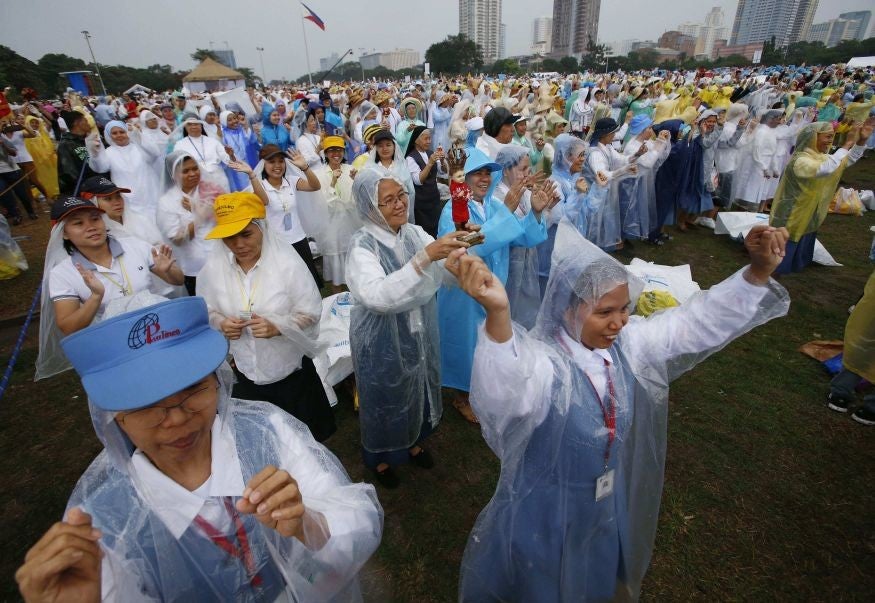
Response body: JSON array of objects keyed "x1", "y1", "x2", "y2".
[{"x1": 301, "y1": 2, "x2": 325, "y2": 30}]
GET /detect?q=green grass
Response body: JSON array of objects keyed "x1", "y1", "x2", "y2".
[{"x1": 1, "y1": 158, "x2": 874, "y2": 601}]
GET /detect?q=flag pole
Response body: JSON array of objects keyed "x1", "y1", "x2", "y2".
[{"x1": 300, "y1": 13, "x2": 314, "y2": 86}]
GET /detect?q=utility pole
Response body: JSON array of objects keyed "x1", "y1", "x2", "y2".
[
  {"x1": 256, "y1": 47, "x2": 267, "y2": 85},
  {"x1": 81, "y1": 30, "x2": 107, "y2": 96}
]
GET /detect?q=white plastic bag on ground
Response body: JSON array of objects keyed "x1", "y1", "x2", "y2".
[
  {"x1": 313, "y1": 292, "x2": 355, "y2": 406},
  {"x1": 714, "y1": 211, "x2": 841, "y2": 267},
  {"x1": 626, "y1": 258, "x2": 701, "y2": 304},
  {"x1": 0, "y1": 215, "x2": 28, "y2": 280},
  {"x1": 859, "y1": 189, "x2": 875, "y2": 211}
]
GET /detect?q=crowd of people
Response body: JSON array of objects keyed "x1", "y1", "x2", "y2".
[{"x1": 4, "y1": 60, "x2": 875, "y2": 601}]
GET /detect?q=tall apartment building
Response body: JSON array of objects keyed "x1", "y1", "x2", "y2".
[
  {"x1": 359, "y1": 49, "x2": 421, "y2": 71},
  {"x1": 730, "y1": 0, "x2": 819, "y2": 47},
  {"x1": 551, "y1": 0, "x2": 602, "y2": 58},
  {"x1": 459, "y1": 0, "x2": 503, "y2": 64},
  {"x1": 532, "y1": 16, "x2": 553, "y2": 55},
  {"x1": 840, "y1": 11, "x2": 872, "y2": 40}
]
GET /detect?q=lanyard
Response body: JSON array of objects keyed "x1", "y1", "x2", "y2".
[
  {"x1": 100, "y1": 256, "x2": 133, "y2": 296},
  {"x1": 193, "y1": 497, "x2": 263, "y2": 588},
  {"x1": 557, "y1": 333, "x2": 617, "y2": 469},
  {"x1": 235, "y1": 266, "x2": 260, "y2": 312},
  {"x1": 189, "y1": 136, "x2": 206, "y2": 162}
]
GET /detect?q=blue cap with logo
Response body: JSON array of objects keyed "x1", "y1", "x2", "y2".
[{"x1": 61, "y1": 297, "x2": 229, "y2": 411}]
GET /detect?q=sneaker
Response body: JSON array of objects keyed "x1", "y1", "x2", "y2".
[
  {"x1": 851, "y1": 406, "x2": 875, "y2": 426},
  {"x1": 826, "y1": 392, "x2": 851, "y2": 413},
  {"x1": 695, "y1": 217, "x2": 716, "y2": 229}
]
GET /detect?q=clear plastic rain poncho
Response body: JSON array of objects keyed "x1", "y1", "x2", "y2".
[
  {"x1": 0, "y1": 214, "x2": 27, "y2": 279},
  {"x1": 618, "y1": 135, "x2": 671, "y2": 240},
  {"x1": 196, "y1": 219, "x2": 325, "y2": 378},
  {"x1": 167, "y1": 117, "x2": 232, "y2": 188},
  {"x1": 460, "y1": 220, "x2": 790, "y2": 602},
  {"x1": 345, "y1": 166, "x2": 444, "y2": 454},
  {"x1": 66, "y1": 327, "x2": 382, "y2": 600},
  {"x1": 494, "y1": 145, "x2": 541, "y2": 329},
  {"x1": 156, "y1": 150, "x2": 223, "y2": 276},
  {"x1": 366, "y1": 136, "x2": 416, "y2": 221}
]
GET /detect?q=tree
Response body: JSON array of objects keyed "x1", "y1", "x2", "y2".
[
  {"x1": 236, "y1": 67, "x2": 259, "y2": 87},
  {"x1": 558, "y1": 56, "x2": 579, "y2": 73},
  {"x1": 540, "y1": 58, "x2": 561, "y2": 72},
  {"x1": 191, "y1": 48, "x2": 218, "y2": 63},
  {"x1": 579, "y1": 37, "x2": 609, "y2": 71},
  {"x1": 425, "y1": 34, "x2": 483, "y2": 74},
  {"x1": 490, "y1": 58, "x2": 522, "y2": 75}
]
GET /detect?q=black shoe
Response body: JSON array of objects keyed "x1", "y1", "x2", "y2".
[
  {"x1": 11, "y1": 215, "x2": 22, "y2": 226},
  {"x1": 409, "y1": 448, "x2": 434, "y2": 469},
  {"x1": 851, "y1": 406, "x2": 875, "y2": 426},
  {"x1": 373, "y1": 466, "x2": 400, "y2": 489},
  {"x1": 827, "y1": 392, "x2": 852, "y2": 413},
  {"x1": 28, "y1": 213, "x2": 38, "y2": 220}
]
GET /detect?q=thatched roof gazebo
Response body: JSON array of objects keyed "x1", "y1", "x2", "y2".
[{"x1": 182, "y1": 58, "x2": 245, "y2": 93}]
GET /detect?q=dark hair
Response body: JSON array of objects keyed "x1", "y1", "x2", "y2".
[{"x1": 62, "y1": 239, "x2": 77, "y2": 255}]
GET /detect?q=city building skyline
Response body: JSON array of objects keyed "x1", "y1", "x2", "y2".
[
  {"x1": 459, "y1": 0, "x2": 503, "y2": 63},
  {"x1": 531, "y1": 16, "x2": 553, "y2": 55},
  {"x1": 730, "y1": 0, "x2": 819, "y2": 47},
  {"x1": 550, "y1": 0, "x2": 602, "y2": 58}
]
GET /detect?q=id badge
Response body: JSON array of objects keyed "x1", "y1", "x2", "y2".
[
  {"x1": 283, "y1": 212, "x2": 293, "y2": 230},
  {"x1": 238, "y1": 310, "x2": 253, "y2": 321},
  {"x1": 595, "y1": 469, "x2": 615, "y2": 502}
]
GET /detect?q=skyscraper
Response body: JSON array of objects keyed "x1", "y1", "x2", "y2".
[
  {"x1": 551, "y1": 0, "x2": 602, "y2": 58},
  {"x1": 459, "y1": 0, "x2": 503, "y2": 64},
  {"x1": 839, "y1": 11, "x2": 872, "y2": 40},
  {"x1": 730, "y1": 0, "x2": 819, "y2": 47},
  {"x1": 532, "y1": 16, "x2": 553, "y2": 54}
]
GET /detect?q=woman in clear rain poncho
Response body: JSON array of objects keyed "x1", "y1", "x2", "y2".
[
  {"x1": 313, "y1": 136, "x2": 360, "y2": 292},
  {"x1": 367, "y1": 129, "x2": 416, "y2": 221},
  {"x1": 157, "y1": 150, "x2": 247, "y2": 295},
  {"x1": 732, "y1": 109, "x2": 783, "y2": 212},
  {"x1": 170, "y1": 117, "x2": 232, "y2": 190},
  {"x1": 394, "y1": 97, "x2": 426, "y2": 155},
  {"x1": 220, "y1": 110, "x2": 261, "y2": 192},
  {"x1": 437, "y1": 147, "x2": 548, "y2": 423},
  {"x1": 714, "y1": 103, "x2": 752, "y2": 207},
  {"x1": 619, "y1": 116, "x2": 671, "y2": 244},
  {"x1": 88, "y1": 120, "x2": 162, "y2": 218},
  {"x1": 197, "y1": 193, "x2": 336, "y2": 442},
  {"x1": 17, "y1": 296, "x2": 382, "y2": 602},
  {"x1": 494, "y1": 144, "x2": 559, "y2": 329},
  {"x1": 137, "y1": 110, "x2": 171, "y2": 182},
  {"x1": 345, "y1": 166, "x2": 471, "y2": 487},
  {"x1": 446, "y1": 219, "x2": 791, "y2": 603},
  {"x1": 769, "y1": 119, "x2": 873, "y2": 274},
  {"x1": 35, "y1": 196, "x2": 184, "y2": 380}
]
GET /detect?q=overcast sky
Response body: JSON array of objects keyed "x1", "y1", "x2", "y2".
[{"x1": 1, "y1": 0, "x2": 871, "y2": 81}]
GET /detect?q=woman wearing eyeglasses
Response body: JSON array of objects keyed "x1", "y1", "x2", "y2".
[
  {"x1": 345, "y1": 166, "x2": 471, "y2": 488},
  {"x1": 16, "y1": 296, "x2": 383, "y2": 602}
]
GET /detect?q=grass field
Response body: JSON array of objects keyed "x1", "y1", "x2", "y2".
[{"x1": 1, "y1": 158, "x2": 873, "y2": 601}]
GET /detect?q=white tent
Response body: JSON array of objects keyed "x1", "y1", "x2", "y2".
[{"x1": 846, "y1": 56, "x2": 875, "y2": 68}]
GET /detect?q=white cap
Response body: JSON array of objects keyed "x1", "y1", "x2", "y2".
[{"x1": 465, "y1": 116, "x2": 484, "y2": 131}]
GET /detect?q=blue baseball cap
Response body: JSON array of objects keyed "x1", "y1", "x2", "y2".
[{"x1": 61, "y1": 297, "x2": 229, "y2": 411}]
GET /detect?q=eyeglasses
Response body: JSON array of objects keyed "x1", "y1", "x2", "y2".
[
  {"x1": 119, "y1": 383, "x2": 218, "y2": 429},
  {"x1": 377, "y1": 191, "x2": 409, "y2": 208}
]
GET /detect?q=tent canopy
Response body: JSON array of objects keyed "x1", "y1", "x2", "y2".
[
  {"x1": 183, "y1": 57, "x2": 244, "y2": 82},
  {"x1": 846, "y1": 56, "x2": 875, "y2": 68}
]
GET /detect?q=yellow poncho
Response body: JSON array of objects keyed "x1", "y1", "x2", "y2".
[
  {"x1": 23, "y1": 116, "x2": 59, "y2": 198},
  {"x1": 843, "y1": 98, "x2": 875, "y2": 124},
  {"x1": 770, "y1": 123, "x2": 850, "y2": 241},
  {"x1": 843, "y1": 270, "x2": 875, "y2": 383}
]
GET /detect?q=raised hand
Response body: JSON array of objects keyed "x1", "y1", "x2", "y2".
[
  {"x1": 531, "y1": 180, "x2": 559, "y2": 213},
  {"x1": 444, "y1": 249, "x2": 509, "y2": 315},
  {"x1": 228, "y1": 160, "x2": 254, "y2": 176},
  {"x1": 744, "y1": 225, "x2": 788, "y2": 284},
  {"x1": 286, "y1": 149, "x2": 309, "y2": 171},
  {"x1": 150, "y1": 245, "x2": 175, "y2": 273}
]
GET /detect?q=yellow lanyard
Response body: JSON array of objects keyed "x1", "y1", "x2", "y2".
[
  {"x1": 100, "y1": 256, "x2": 133, "y2": 296},
  {"x1": 235, "y1": 266, "x2": 260, "y2": 312}
]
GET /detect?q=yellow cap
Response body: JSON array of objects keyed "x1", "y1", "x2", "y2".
[
  {"x1": 322, "y1": 135, "x2": 345, "y2": 151},
  {"x1": 205, "y1": 193, "x2": 266, "y2": 239}
]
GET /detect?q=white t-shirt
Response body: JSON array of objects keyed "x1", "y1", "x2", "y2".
[
  {"x1": 260, "y1": 176, "x2": 307, "y2": 245},
  {"x1": 3, "y1": 130, "x2": 33, "y2": 163},
  {"x1": 49, "y1": 237, "x2": 155, "y2": 314}
]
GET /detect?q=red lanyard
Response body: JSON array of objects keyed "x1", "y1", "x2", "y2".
[
  {"x1": 583, "y1": 359, "x2": 617, "y2": 468},
  {"x1": 193, "y1": 497, "x2": 263, "y2": 588},
  {"x1": 557, "y1": 333, "x2": 618, "y2": 467}
]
